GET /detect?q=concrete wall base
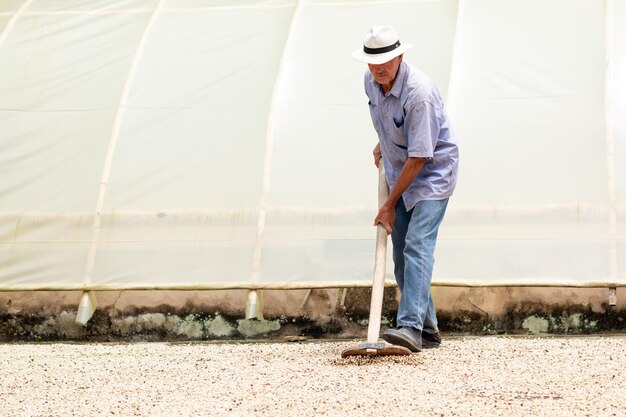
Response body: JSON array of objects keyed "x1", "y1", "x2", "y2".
[{"x1": 0, "y1": 288, "x2": 624, "y2": 341}]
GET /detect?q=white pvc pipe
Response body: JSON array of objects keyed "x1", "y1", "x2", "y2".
[
  {"x1": 82, "y1": 0, "x2": 165, "y2": 288},
  {"x1": 605, "y1": 0, "x2": 618, "y2": 284},
  {"x1": 251, "y1": 0, "x2": 302, "y2": 282},
  {"x1": 75, "y1": 291, "x2": 98, "y2": 326},
  {"x1": 309, "y1": 0, "x2": 448, "y2": 6},
  {"x1": 0, "y1": 0, "x2": 34, "y2": 47},
  {"x1": 445, "y1": 0, "x2": 465, "y2": 112},
  {"x1": 0, "y1": 281, "x2": 624, "y2": 292},
  {"x1": 247, "y1": 0, "x2": 303, "y2": 318},
  {"x1": 14, "y1": 3, "x2": 295, "y2": 17}
]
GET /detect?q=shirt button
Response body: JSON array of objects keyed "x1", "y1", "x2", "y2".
[{"x1": 383, "y1": 112, "x2": 389, "y2": 117}]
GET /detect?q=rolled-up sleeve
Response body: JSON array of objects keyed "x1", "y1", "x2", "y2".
[{"x1": 404, "y1": 101, "x2": 440, "y2": 158}]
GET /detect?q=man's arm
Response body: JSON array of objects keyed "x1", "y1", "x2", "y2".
[
  {"x1": 374, "y1": 100, "x2": 440, "y2": 233},
  {"x1": 374, "y1": 157, "x2": 426, "y2": 234}
]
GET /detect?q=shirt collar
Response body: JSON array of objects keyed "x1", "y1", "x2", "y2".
[{"x1": 387, "y1": 61, "x2": 407, "y2": 98}]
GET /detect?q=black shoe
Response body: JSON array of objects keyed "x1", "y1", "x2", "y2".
[
  {"x1": 421, "y1": 331, "x2": 442, "y2": 349},
  {"x1": 382, "y1": 327, "x2": 422, "y2": 352}
]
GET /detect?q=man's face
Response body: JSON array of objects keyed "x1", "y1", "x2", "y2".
[{"x1": 368, "y1": 55, "x2": 403, "y2": 86}]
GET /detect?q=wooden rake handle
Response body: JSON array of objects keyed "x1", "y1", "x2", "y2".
[{"x1": 366, "y1": 161, "x2": 390, "y2": 344}]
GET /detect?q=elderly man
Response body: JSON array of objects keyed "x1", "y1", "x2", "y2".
[{"x1": 352, "y1": 26, "x2": 459, "y2": 352}]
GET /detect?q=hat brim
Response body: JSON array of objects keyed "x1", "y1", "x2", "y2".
[{"x1": 351, "y1": 43, "x2": 412, "y2": 65}]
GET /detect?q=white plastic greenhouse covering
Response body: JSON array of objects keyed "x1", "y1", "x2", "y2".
[{"x1": 1, "y1": 0, "x2": 625, "y2": 291}]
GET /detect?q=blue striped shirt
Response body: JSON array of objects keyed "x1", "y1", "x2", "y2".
[{"x1": 365, "y1": 62, "x2": 459, "y2": 210}]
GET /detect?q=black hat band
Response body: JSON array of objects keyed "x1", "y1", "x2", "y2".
[{"x1": 363, "y1": 40, "x2": 401, "y2": 55}]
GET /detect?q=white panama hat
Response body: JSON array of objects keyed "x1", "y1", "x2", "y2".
[{"x1": 351, "y1": 25, "x2": 412, "y2": 65}]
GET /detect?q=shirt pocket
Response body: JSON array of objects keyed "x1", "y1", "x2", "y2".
[
  {"x1": 389, "y1": 112, "x2": 408, "y2": 150},
  {"x1": 392, "y1": 114, "x2": 404, "y2": 128}
]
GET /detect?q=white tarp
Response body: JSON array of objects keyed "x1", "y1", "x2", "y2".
[{"x1": 1, "y1": 0, "x2": 624, "y2": 290}]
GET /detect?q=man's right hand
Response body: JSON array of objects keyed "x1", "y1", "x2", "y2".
[
  {"x1": 373, "y1": 143, "x2": 382, "y2": 167},
  {"x1": 374, "y1": 202, "x2": 395, "y2": 235}
]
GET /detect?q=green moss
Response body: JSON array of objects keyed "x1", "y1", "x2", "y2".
[
  {"x1": 0, "y1": 301, "x2": 623, "y2": 341},
  {"x1": 522, "y1": 316, "x2": 549, "y2": 335}
]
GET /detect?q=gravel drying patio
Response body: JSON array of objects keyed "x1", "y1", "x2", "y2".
[{"x1": 1, "y1": 335, "x2": 624, "y2": 416}]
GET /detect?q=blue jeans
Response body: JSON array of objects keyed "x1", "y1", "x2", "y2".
[{"x1": 391, "y1": 198, "x2": 449, "y2": 333}]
